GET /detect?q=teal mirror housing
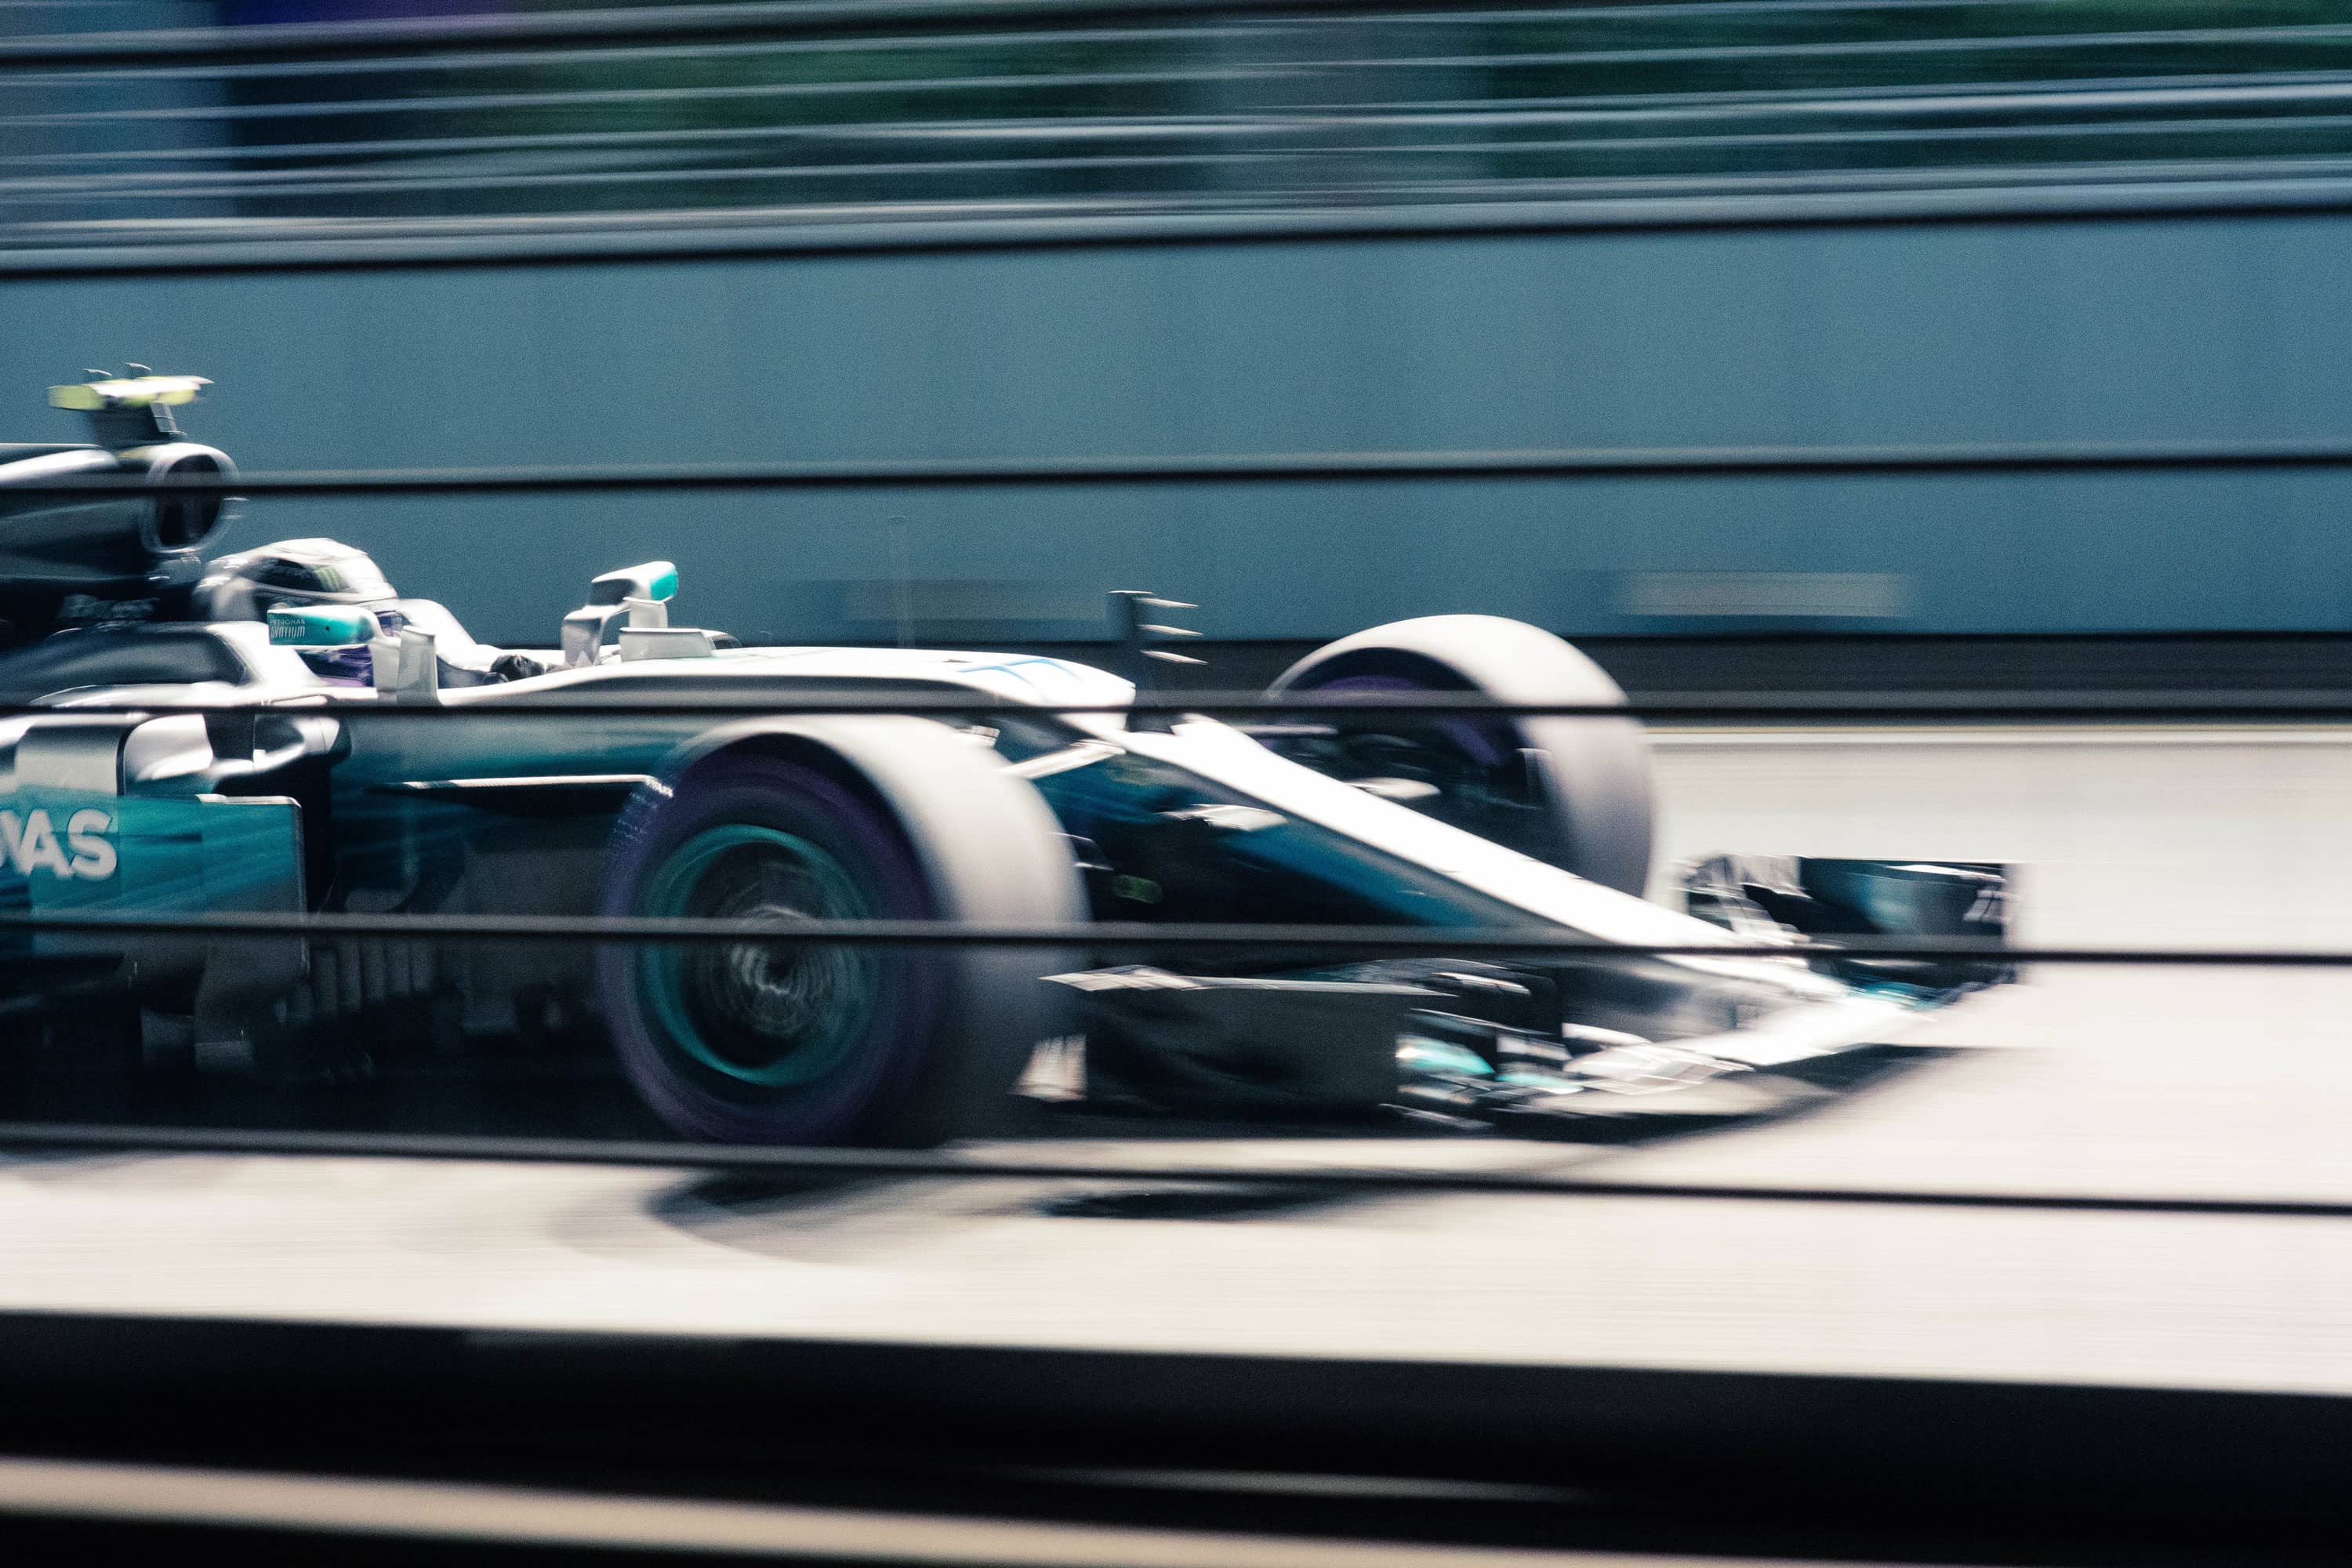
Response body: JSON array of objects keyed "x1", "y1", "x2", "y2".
[{"x1": 588, "y1": 561, "x2": 678, "y2": 607}]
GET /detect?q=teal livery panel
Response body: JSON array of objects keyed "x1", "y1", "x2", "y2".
[{"x1": 0, "y1": 789, "x2": 303, "y2": 955}]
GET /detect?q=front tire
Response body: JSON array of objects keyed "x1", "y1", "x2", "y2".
[
  {"x1": 600, "y1": 721, "x2": 1083, "y2": 1145},
  {"x1": 1271, "y1": 615, "x2": 1654, "y2": 896}
]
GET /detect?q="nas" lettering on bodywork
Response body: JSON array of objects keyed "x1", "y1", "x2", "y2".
[{"x1": 0, "y1": 808, "x2": 116, "y2": 881}]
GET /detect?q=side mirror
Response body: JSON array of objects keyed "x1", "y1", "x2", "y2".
[
  {"x1": 587, "y1": 561, "x2": 677, "y2": 608},
  {"x1": 567, "y1": 560, "x2": 678, "y2": 667}
]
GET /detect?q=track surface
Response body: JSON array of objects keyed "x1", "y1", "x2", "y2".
[{"x1": 6, "y1": 727, "x2": 2352, "y2": 1395}]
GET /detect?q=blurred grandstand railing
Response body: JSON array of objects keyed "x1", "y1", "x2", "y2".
[{"x1": 10, "y1": 0, "x2": 2352, "y2": 250}]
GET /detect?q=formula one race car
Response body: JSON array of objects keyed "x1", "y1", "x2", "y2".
[{"x1": 0, "y1": 376, "x2": 2010, "y2": 1145}]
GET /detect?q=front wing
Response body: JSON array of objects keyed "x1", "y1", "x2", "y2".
[{"x1": 1039, "y1": 857, "x2": 2010, "y2": 1135}]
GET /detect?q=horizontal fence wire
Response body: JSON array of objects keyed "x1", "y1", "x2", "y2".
[
  {"x1": 5, "y1": 1120, "x2": 2352, "y2": 1218},
  {"x1": 0, "y1": 908, "x2": 2328, "y2": 964},
  {"x1": 16, "y1": 694, "x2": 2352, "y2": 720},
  {"x1": 16, "y1": 178, "x2": 2352, "y2": 279},
  {"x1": 25, "y1": 440, "x2": 2352, "y2": 501}
]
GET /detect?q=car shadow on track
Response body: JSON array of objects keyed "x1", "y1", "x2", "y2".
[{"x1": 648, "y1": 1045, "x2": 1964, "y2": 1247}]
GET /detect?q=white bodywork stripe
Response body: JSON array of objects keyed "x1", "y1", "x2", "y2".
[{"x1": 1120, "y1": 720, "x2": 1834, "y2": 995}]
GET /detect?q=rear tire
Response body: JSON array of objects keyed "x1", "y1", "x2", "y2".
[
  {"x1": 600, "y1": 720, "x2": 1083, "y2": 1146},
  {"x1": 1271, "y1": 615, "x2": 1654, "y2": 895}
]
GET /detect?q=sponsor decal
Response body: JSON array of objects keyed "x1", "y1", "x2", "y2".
[{"x1": 0, "y1": 808, "x2": 116, "y2": 881}]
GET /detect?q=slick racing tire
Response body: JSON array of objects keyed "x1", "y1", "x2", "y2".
[
  {"x1": 600, "y1": 719, "x2": 1083, "y2": 1146},
  {"x1": 1270, "y1": 615, "x2": 1654, "y2": 896}
]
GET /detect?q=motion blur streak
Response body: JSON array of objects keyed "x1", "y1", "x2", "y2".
[
  {"x1": 15, "y1": 1, "x2": 2352, "y2": 247},
  {"x1": 0, "y1": 1456, "x2": 1796, "y2": 1566}
]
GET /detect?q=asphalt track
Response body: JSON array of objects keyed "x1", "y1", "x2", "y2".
[{"x1": 6, "y1": 725, "x2": 2352, "y2": 1396}]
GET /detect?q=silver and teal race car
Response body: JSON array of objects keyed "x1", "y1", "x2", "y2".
[{"x1": 0, "y1": 375, "x2": 2009, "y2": 1145}]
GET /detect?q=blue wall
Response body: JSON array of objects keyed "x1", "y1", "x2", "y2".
[{"x1": 10, "y1": 209, "x2": 2351, "y2": 645}]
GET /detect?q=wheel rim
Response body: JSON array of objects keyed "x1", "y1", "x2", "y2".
[{"x1": 636, "y1": 824, "x2": 882, "y2": 1088}]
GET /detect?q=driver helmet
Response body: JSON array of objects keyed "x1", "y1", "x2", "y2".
[{"x1": 194, "y1": 537, "x2": 402, "y2": 683}]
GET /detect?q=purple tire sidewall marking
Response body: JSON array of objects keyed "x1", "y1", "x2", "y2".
[{"x1": 599, "y1": 752, "x2": 944, "y2": 1142}]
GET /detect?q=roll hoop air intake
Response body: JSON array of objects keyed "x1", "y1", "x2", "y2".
[{"x1": 0, "y1": 373, "x2": 237, "y2": 633}]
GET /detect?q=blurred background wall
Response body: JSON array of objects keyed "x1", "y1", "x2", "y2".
[{"x1": 8, "y1": 0, "x2": 2352, "y2": 648}]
